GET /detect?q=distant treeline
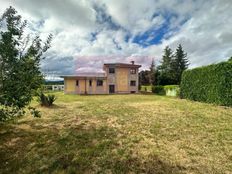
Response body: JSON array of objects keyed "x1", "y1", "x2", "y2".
[{"x1": 44, "y1": 81, "x2": 64, "y2": 85}]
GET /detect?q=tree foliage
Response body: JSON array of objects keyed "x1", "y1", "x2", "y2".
[
  {"x1": 157, "y1": 46, "x2": 174, "y2": 85},
  {"x1": 172, "y1": 44, "x2": 189, "y2": 84},
  {"x1": 0, "y1": 6, "x2": 52, "y2": 121},
  {"x1": 149, "y1": 58, "x2": 155, "y2": 85},
  {"x1": 229, "y1": 56, "x2": 232, "y2": 62},
  {"x1": 151, "y1": 85, "x2": 165, "y2": 95},
  {"x1": 139, "y1": 70, "x2": 150, "y2": 86},
  {"x1": 139, "y1": 59, "x2": 156, "y2": 86},
  {"x1": 156, "y1": 44, "x2": 189, "y2": 85}
]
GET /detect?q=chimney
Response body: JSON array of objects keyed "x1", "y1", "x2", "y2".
[{"x1": 131, "y1": 61, "x2": 135, "y2": 65}]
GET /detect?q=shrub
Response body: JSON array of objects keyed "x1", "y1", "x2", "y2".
[
  {"x1": 28, "y1": 107, "x2": 41, "y2": 118},
  {"x1": 0, "y1": 106, "x2": 25, "y2": 122},
  {"x1": 144, "y1": 87, "x2": 147, "y2": 92},
  {"x1": 180, "y1": 61, "x2": 232, "y2": 106},
  {"x1": 47, "y1": 94, "x2": 56, "y2": 106},
  {"x1": 37, "y1": 93, "x2": 57, "y2": 107},
  {"x1": 152, "y1": 85, "x2": 165, "y2": 95},
  {"x1": 140, "y1": 85, "x2": 152, "y2": 92},
  {"x1": 164, "y1": 85, "x2": 180, "y2": 97},
  {"x1": 138, "y1": 84, "x2": 141, "y2": 90}
]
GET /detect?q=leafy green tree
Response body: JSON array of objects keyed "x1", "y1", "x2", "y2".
[
  {"x1": 154, "y1": 68, "x2": 161, "y2": 85},
  {"x1": 149, "y1": 58, "x2": 155, "y2": 86},
  {"x1": 157, "y1": 46, "x2": 174, "y2": 85},
  {"x1": 139, "y1": 70, "x2": 150, "y2": 85},
  {"x1": 229, "y1": 56, "x2": 232, "y2": 62},
  {"x1": 172, "y1": 44, "x2": 189, "y2": 84},
  {"x1": 0, "y1": 6, "x2": 52, "y2": 121}
]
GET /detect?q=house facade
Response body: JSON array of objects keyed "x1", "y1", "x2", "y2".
[{"x1": 61, "y1": 61, "x2": 141, "y2": 94}]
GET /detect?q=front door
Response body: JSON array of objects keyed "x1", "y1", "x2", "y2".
[{"x1": 109, "y1": 85, "x2": 115, "y2": 94}]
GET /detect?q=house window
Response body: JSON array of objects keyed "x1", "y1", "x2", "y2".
[
  {"x1": 89, "y1": 80, "x2": 92, "y2": 86},
  {"x1": 97, "y1": 80, "x2": 103, "y2": 86},
  {"x1": 76, "y1": 80, "x2": 79, "y2": 86},
  {"x1": 130, "y1": 68, "x2": 136, "y2": 74},
  {"x1": 130, "y1": 80, "x2": 136, "y2": 86},
  {"x1": 109, "y1": 68, "x2": 115, "y2": 74}
]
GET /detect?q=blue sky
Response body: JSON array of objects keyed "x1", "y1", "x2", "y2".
[
  {"x1": 1, "y1": 0, "x2": 232, "y2": 79},
  {"x1": 133, "y1": 12, "x2": 191, "y2": 47}
]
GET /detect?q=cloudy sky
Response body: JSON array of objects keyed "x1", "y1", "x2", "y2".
[{"x1": 1, "y1": 0, "x2": 232, "y2": 79}]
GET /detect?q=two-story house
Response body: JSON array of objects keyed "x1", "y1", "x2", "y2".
[{"x1": 61, "y1": 61, "x2": 141, "y2": 94}]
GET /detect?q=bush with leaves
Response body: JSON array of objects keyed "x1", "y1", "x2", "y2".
[
  {"x1": 28, "y1": 107, "x2": 41, "y2": 118},
  {"x1": 0, "y1": 106, "x2": 25, "y2": 121},
  {"x1": 0, "y1": 7, "x2": 52, "y2": 121},
  {"x1": 152, "y1": 85, "x2": 165, "y2": 95},
  {"x1": 37, "y1": 93, "x2": 57, "y2": 107},
  {"x1": 164, "y1": 85, "x2": 180, "y2": 97},
  {"x1": 144, "y1": 87, "x2": 147, "y2": 92}
]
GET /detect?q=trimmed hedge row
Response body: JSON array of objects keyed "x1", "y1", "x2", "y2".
[
  {"x1": 164, "y1": 85, "x2": 180, "y2": 97},
  {"x1": 140, "y1": 85, "x2": 152, "y2": 92},
  {"x1": 180, "y1": 61, "x2": 232, "y2": 106},
  {"x1": 152, "y1": 85, "x2": 165, "y2": 95},
  {"x1": 151, "y1": 85, "x2": 180, "y2": 96}
]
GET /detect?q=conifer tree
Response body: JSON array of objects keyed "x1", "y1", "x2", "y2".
[
  {"x1": 172, "y1": 44, "x2": 189, "y2": 84},
  {"x1": 149, "y1": 58, "x2": 156, "y2": 86},
  {"x1": 158, "y1": 46, "x2": 174, "y2": 85},
  {"x1": 228, "y1": 56, "x2": 232, "y2": 62}
]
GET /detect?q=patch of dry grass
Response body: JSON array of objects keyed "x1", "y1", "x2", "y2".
[{"x1": 0, "y1": 92, "x2": 232, "y2": 173}]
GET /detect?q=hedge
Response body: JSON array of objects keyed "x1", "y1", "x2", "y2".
[
  {"x1": 140, "y1": 85, "x2": 152, "y2": 92},
  {"x1": 152, "y1": 85, "x2": 165, "y2": 95},
  {"x1": 180, "y1": 61, "x2": 232, "y2": 106},
  {"x1": 164, "y1": 85, "x2": 180, "y2": 97}
]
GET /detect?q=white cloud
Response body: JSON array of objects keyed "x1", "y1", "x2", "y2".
[
  {"x1": 1, "y1": 0, "x2": 232, "y2": 76},
  {"x1": 160, "y1": 0, "x2": 232, "y2": 67}
]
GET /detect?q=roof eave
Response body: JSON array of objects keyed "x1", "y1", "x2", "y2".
[{"x1": 103, "y1": 64, "x2": 141, "y2": 68}]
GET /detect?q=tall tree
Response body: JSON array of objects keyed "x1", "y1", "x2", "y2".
[
  {"x1": 0, "y1": 7, "x2": 52, "y2": 121},
  {"x1": 229, "y1": 56, "x2": 232, "y2": 62},
  {"x1": 139, "y1": 70, "x2": 150, "y2": 85},
  {"x1": 158, "y1": 46, "x2": 174, "y2": 85},
  {"x1": 172, "y1": 44, "x2": 189, "y2": 84},
  {"x1": 149, "y1": 58, "x2": 155, "y2": 86}
]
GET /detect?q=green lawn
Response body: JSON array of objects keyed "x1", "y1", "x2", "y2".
[{"x1": 0, "y1": 92, "x2": 232, "y2": 174}]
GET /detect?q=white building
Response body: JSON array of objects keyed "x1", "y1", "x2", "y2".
[{"x1": 52, "y1": 85, "x2": 64, "y2": 91}]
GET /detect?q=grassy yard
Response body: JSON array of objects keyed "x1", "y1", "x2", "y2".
[{"x1": 0, "y1": 92, "x2": 232, "y2": 174}]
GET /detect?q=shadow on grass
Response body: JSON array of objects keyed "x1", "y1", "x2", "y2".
[
  {"x1": 0, "y1": 121, "x2": 186, "y2": 174},
  {"x1": 36, "y1": 104, "x2": 67, "y2": 109}
]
